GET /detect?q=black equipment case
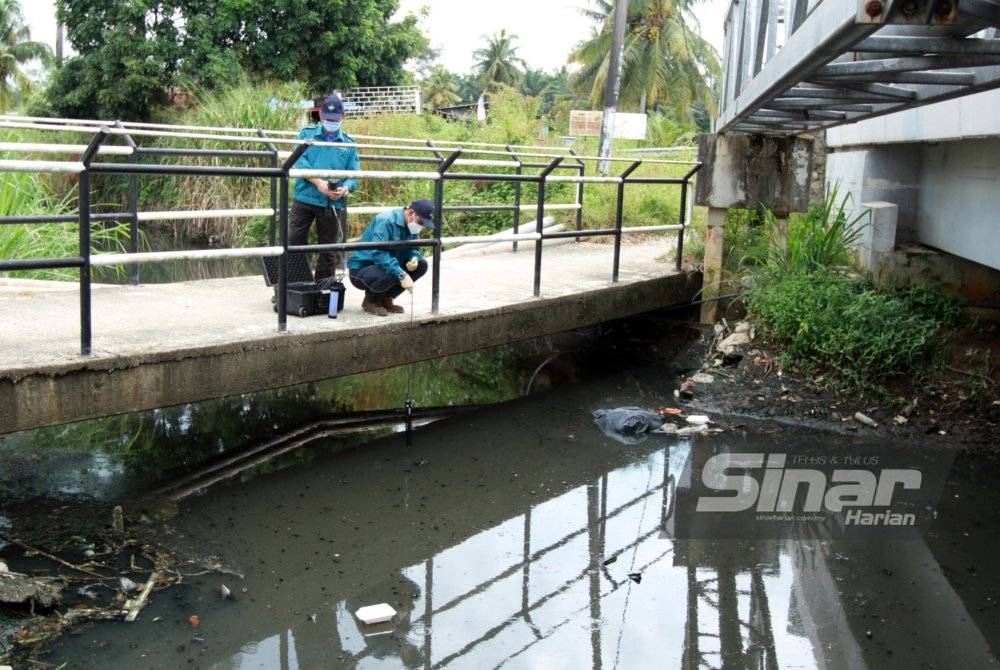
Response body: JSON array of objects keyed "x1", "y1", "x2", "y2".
[{"x1": 262, "y1": 254, "x2": 345, "y2": 318}]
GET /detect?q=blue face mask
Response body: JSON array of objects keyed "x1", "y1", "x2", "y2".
[{"x1": 322, "y1": 120, "x2": 341, "y2": 134}]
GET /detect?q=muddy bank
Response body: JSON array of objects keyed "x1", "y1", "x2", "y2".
[{"x1": 668, "y1": 318, "x2": 1000, "y2": 448}]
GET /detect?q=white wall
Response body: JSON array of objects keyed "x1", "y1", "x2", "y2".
[
  {"x1": 916, "y1": 139, "x2": 1000, "y2": 271},
  {"x1": 827, "y1": 89, "x2": 1000, "y2": 147},
  {"x1": 825, "y1": 89, "x2": 1000, "y2": 271}
]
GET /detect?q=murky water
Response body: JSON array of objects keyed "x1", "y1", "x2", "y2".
[{"x1": 26, "y1": 344, "x2": 1000, "y2": 669}]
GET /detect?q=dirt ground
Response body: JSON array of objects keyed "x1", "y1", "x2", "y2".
[{"x1": 668, "y1": 313, "x2": 1000, "y2": 448}]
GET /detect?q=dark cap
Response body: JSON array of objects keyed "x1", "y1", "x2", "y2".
[
  {"x1": 319, "y1": 93, "x2": 344, "y2": 121},
  {"x1": 408, "y1": 199, "x2": 435, "y2": 228}
]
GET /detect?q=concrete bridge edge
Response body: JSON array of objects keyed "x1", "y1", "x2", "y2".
[{"x1": 0, "y1": 271, "x2": 702, "y2": 435}]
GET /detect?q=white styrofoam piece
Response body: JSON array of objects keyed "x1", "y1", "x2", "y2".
[
  {"x1": 355, "y1": 603, "x2": 397, "y2": 625},
  {"x1": 686, "y1": 415, "x2": 711, "y2": 425}
]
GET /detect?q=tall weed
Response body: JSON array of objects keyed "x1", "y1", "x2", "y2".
[
  {"x1": 0, "y1": 171, "x2": 130, "y2": 281},
  {"x1": 752, "y1": 185, "x2": 868, "y2": 279}
]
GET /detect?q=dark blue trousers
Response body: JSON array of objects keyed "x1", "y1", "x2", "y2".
[{"x1": 349, "y1": 258, "x2": 428, "y2": 301}]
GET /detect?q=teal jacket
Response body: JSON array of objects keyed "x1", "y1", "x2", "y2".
[
  {"x1": 292, "y1": 125, "x2": 360, "y2": 209},
  {"x1": 347, "y1": 208, "x2": 423, "y2": 279}
]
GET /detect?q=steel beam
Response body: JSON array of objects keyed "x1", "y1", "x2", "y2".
[
  {"x1": 853, "y1": 37, "x2": 1000, "y2": 55},
  {"x1": 816, "y1": 70, "x2": 976, "y2": 85},
  {"x1": 717, "y1": 0, "x2": 1000, "y2": 134},
  {"x1": 817, "y1": 55, "x2": 1000, "y2": 77},
  {"x1": 804, "y1": 80, "x2": 919, "y2": 99},
  {"x1": 767, "y1": 100, "x2": 881, "y2": 111},
  {"x1": 717, "y1": 0, "x2": 879, "y2": 130},
  {"x1": 757, "y1": 108, "x2": 851, "y2": 119},
  {"x1": 778, "y1": 87, "x2": 905, "y2": 102}
]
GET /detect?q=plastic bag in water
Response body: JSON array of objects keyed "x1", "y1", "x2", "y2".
[{"x1": 592, "y1": 407, "x2": 665, "y2": 444}]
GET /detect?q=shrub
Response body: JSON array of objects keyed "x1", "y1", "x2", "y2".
[{"x1": 748, "y1": 273, "x2": 963, "y2": 389}]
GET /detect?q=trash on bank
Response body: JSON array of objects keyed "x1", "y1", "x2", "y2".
[
  {"x1": 685, "y1": 415, "x2": 711, "y2": 425},
  {"x1": 355, "y1": 603, "x2": 397, "y2": 625},
  {"x1": 853, "y1": 412, "x2": 878, "y2": 428},
  {"x1": 0, "y1": 567, "x2": 62, "y2": 611}
]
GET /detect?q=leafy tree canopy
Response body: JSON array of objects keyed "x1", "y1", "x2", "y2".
[
  {"x1": 570, "y1": 0, "x2": 719, "y2": 119},
  {"x1": 0, "y1": 0, "x2": 51, "y2": 112},
  {"x1": 39, "y1": 0, "x2": 427, "y2": 120}
]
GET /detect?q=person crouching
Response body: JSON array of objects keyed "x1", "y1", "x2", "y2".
[{"x1": 347, "y1": 199, "x2": 435, "y2": 316}]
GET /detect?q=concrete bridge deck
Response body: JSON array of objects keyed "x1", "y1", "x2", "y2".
[{"x1": 0, "y1": 239, "x2": 700, "y2": 434}]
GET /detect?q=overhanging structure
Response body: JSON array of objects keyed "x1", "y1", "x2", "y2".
[{"x1": 717, "y1": 0, "x2": 1000, "y2": 134}]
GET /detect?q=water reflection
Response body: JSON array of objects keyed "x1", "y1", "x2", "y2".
[
  {"x1": 0, "y1": 345, "x2": 546, "y2": 502},
  {"x1": 201, "y1": 440, "x2": 994, "y2": 669}
]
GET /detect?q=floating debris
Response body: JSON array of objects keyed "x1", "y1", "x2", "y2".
[
  {"x1": 220, "y1": 584, "x2": 231, "y2": 599},
  {"x1": 592, "y1": 408, "x2": 665, "y2": 444},
  {"x1": 356, "y1": 603, "x2": 397, "y2": 625}
]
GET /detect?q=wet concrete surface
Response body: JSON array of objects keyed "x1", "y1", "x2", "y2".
[{"x1": 29, "y1": 357, "x2": 1000, "y2": 669}]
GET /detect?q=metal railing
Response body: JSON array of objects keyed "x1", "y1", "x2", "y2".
[{"x1": 0, "y1": 116, "x2": 701, "y2": 356}]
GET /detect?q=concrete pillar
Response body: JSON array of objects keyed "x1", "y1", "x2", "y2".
[
  {"x1": 857, "y1": 201, "x2": 898, "y2": 278},
  {"x1": 774, "y1": 213, "x2": 789, "y2": 256},
  {"x1": 695, "y1": 133, "x2": 816, "y2": 324},
  {"x1": 701, "y1": 207, "x2": 726, "y2": 324}
]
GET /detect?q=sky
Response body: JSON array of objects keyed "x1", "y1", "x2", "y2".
[
  {"x1": 22, "y1": 0, "x2": 728, "y2": 75},
  {"x1": 395, "y1": 0, "x2": 728, "y2": 74}
]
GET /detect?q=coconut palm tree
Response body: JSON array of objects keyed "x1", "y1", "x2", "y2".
[
  {"x1": 569, "y1": 0, "x2": 719, "y2": 118},
  {"x1": 0, "y1": 0, "x2": 51, "y2": 111},
  {"x1": 421, "y1": 65, "x2": 461, "y2": 111},
  {"x1": 473, "y1": 29, "x2": 525, "y2": 91}
]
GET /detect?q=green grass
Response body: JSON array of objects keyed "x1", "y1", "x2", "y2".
[{"x1": 0, "y1": 170, "x2": 136, "y2": 281}]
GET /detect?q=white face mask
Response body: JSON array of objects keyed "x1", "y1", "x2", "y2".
[
  {"x1": 407, "y1": 221, "x2": 424, "y2": 235},
  {"x1": 321, "y1": 120, "x2": 341, "y2": 134}
]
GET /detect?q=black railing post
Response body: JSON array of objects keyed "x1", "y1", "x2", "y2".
[
  {"x1": 570, "y1": 149, "x2": 585, "y2": 242},
  {"x1": 426, "y1": 139, "x2": 444, "y2": 161},
  {"x1": 533, "y1": 157, "x2": 563, "y2": 297},
  {"x1": 258, "y1": 129, "x2": 279, "y2": 246},
  {"x1": 507, "y1": 145, "x2": 523, "y2": 253},
  {"x1": 612, "y1": 161, "x2": 642, "y2": 283},
  {"x1": 78, "y1": 127, "x2": 109, "y2": 356},
  {"x1": 114, "y1": 121, "x2": 141, "y2": 286},
  {"x1": 277, "y1": 141, "x2": 312, "y2": 332},
  {"x1": 677, "y1": 164, "x2": 703, "y2": 271},
  {"x1": 432, "y1": 150, "x2": 462, "y2": 314}
]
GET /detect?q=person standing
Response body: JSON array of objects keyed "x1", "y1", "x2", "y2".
[
  {"x1": 347, "y1": 199, "x2": 435, "y2": 316},
  {"x1": 291, "y1": 93, "x2": 360, "y2": 282}
]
